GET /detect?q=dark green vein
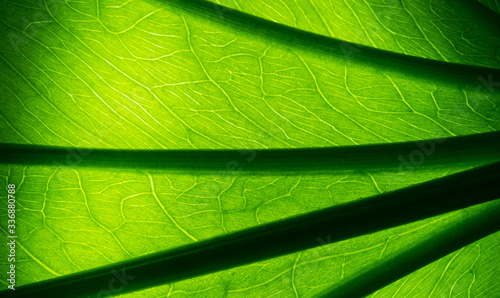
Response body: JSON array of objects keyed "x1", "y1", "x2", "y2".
[
  {"x1": 321, "y1": 200, "x2": 500, "y2": 297},
  {"x1": 148, "y1": 0, "x2": 500, "y2": 87},
  {"x1": 2, "y1": 161, "x2": 500, "y2": 298},
  {"x1": 1, "y1": 131, "x2": 499, "y2": 171}
]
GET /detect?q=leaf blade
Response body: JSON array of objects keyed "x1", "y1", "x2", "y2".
[{"x1": 3, "y1": 161, "x2": 500, "y2": 297}]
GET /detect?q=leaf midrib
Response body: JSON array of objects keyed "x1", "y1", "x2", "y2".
[{"x1": 1, "y1": 131, "x2": 499, "y2": 171}]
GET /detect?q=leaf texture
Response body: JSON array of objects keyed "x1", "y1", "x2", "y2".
[{"x1": 0, "y1": 0, "x2": 499, "y2": 297}]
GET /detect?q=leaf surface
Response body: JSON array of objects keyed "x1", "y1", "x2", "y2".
[
  {"x1": 0, "y1": 0, "x2": 499, "y2": 297},
  {"x1": 478, "y1": 0, "x2": 500, "y2": 14},
  {"x1": 1, "y1": 0, "x2": 499, "y2": 149},
  {"x1": 211, "y1": 0, "x2": 500, "y2": 67}
]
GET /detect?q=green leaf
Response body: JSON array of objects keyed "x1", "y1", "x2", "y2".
[
  {"x1": 367, "y1": 231, "x2": 500, "y2": 297},
  {"x1": 478, "y1": 0, "x2": 500, "y2": 14},
  {"x1": 1, "y1": 0, "x2": 499, "y2": 149},
  {"x1": 5, "y1": 161, "x2": 500, "y2": 297},
  {"x1": 211, "y1": 0, "x2": 500, "y2": 67},
  {"x1": 1, "y1": 0, "x2": 499, "y2": 297}
]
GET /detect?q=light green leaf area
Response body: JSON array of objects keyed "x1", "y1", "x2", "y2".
[
  {"x1": 1, "y1": 0, "x2": 499, "y2": 149},
  {"x1": 478, "y1": 0, "x2": 500, "y2": 14},
  {"x1": 1, "y1": 161, "x2": 498, "y2": 296},
  {"x1": 212, "y1": 0, "x2": 500, "y2": 68}
]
